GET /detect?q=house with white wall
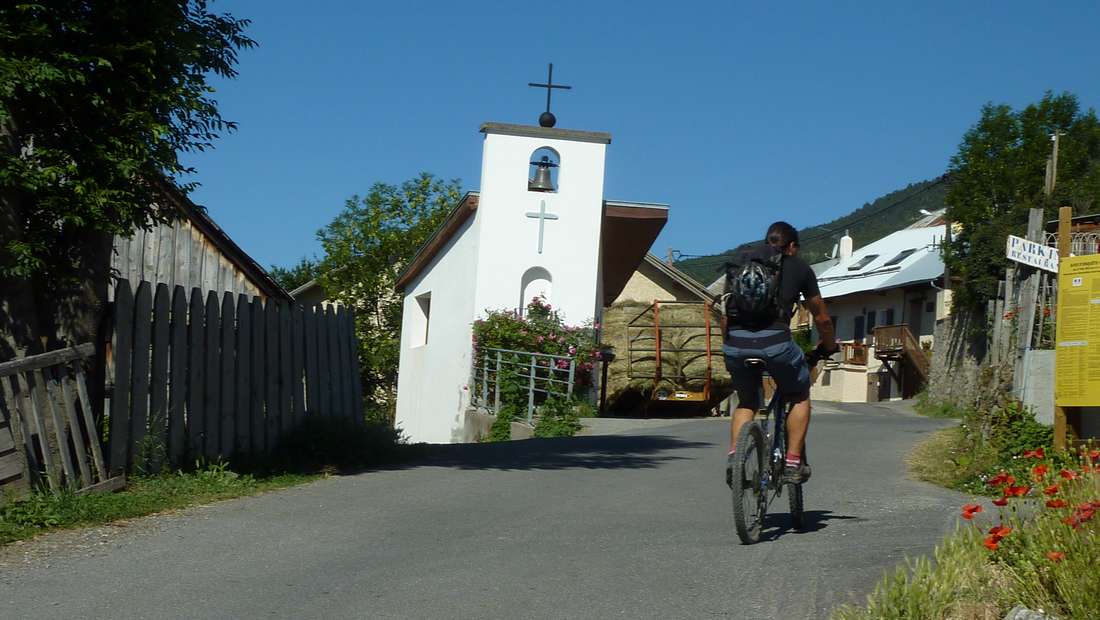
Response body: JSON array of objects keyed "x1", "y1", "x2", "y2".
[
  {"x1": 804, "y1": 217, "x2": 947, "y2": 402},
  {"x1": 393, "y1": 122, "x2": 667, "y2": 443}
]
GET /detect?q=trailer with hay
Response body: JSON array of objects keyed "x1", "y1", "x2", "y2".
[{"x1": 601, "y1": 300, "x2": 731, "y2": 415}]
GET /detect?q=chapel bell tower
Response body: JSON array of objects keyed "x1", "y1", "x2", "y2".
[{"x1": 471, "y1": 66, "x2": 611, "y2": 325}]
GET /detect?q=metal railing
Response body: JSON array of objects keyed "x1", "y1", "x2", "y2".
[
  {"x1": 470, "y1": 347, "x2": 578, "y2": 424},
  {"x1": 842, "y1": 342, "x2": 868, "y2": 366}
]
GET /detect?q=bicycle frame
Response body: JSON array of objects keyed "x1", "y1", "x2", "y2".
[{"x1": 756, "y1": 381, "x2": 789, "y2": 500}]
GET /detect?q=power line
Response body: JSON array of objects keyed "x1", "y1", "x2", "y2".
[{"x1": 675, "y1": 175, "x2": 949, "y2": 272}]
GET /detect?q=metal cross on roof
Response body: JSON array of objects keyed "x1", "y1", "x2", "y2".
[{"x1": 528, "y1": 63, "x2": 571, "y2": 128}]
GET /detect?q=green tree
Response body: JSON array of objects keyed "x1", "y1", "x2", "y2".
[
  {"x1": 0, "y1": 1, "x2": 253, "y2": 355},
  {"x1": 269, "y1": 256, "x2": 320, "y2": 292},
  {"x1": 945, "y1": 92, "x2": 1100, "y2": 313},
  {"x1": 317, "y1": 173, "x2": 462, "y2": 417}
]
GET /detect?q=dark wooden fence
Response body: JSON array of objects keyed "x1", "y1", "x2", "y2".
[{"x1": 108, "y1": 280, "x2": 362, "y2": 474}]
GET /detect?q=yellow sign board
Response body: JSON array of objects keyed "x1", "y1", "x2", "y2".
[{"x1": 1055, "y1": 254, "x2": 1100, "y2": 406}]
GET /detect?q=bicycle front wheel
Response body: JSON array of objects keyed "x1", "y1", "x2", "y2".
[{"x1": 731, "y1": 422, "x2": 766, "y2": 544}]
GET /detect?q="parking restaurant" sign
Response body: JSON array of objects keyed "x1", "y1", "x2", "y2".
[{"x1": 1006, "y1": 234, "x2": 1060, "y2": 273}]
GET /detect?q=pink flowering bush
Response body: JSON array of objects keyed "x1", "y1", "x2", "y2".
[{"x1": 472, "y1": 296, "x2": 603, "y2": 394}]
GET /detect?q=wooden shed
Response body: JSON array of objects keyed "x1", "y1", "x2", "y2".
[{"x1": 109, "y1": 179, "x2": 290, "y2": 303}]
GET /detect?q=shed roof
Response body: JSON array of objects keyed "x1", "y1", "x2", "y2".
[
  {"x1": 640, "y1": 253, "x2": 714, "y2": 302},
  {"x1": 154, "y1": 177, "x2": 292, "y2": 301}
]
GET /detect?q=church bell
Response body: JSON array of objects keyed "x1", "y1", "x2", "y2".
[{"x1": 528, "y1": 155, "x2": 558, "y2": 192}]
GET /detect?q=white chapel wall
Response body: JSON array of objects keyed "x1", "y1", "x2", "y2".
[
  {"x1": 394, "y1": 214, "x2": 480, "y2": 443},
  {"x1": 473, "y1": 132, "x2": 606, "y2": 326}
]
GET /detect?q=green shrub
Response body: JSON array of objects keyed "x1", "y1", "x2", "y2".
[
  {"x1": 912, "y1": 394, "x2": 1064, "y2": 494},
  {"x1": 486, "y1": 404, "x2": 516, "y2": 442},
  {"x1": 533, "y1": 397, "x2": 583, "y2": 438}
]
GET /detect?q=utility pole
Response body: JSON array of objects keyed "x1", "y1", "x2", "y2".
[
  {"x1": 1052, "y1": 132, "x2": 1061, "y2": 192},
  {"x1": 1012, "y1": 133, "x2": 1063, "y2": 405}
]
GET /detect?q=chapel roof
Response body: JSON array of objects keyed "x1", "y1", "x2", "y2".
[
  {"x1": 480, "y1": 122, "x2": 612, "y2": 145},
  {"x1": 392, "y1": 194, "x2": 669, "y2": 305}
]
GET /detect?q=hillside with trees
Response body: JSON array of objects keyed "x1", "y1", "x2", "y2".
[{"x1": 675, "y1": 178, "x2": 948, "y2": 284}]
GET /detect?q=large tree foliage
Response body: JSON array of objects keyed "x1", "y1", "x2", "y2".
[
  {"x1": 269, "y1": 256, "x2": 319, "y2": 293},
  {"x1": 317, "y1": 173, "x2": 461, "y2": 416},
  {"x1": 0, "y1": 1, "x2": 254, "y2": 279},
  {"x1": 945, "y1": 92, "x2": 1100, "y2": 312}
]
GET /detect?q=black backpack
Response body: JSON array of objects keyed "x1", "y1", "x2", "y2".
[{"x1": 722, "y1": 245, "x2": 784, "y2": 328}]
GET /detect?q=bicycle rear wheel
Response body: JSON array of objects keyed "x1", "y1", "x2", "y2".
[
  {"x1": 731, "y1": 422, "x2": 766, "y2": 544},
  {"x1": 788, "y1": 482, "x2": 804, "y2": 529}
]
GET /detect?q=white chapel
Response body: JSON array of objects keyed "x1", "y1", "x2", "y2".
[{"x1": 394, "y1": 120, "x2": 668, "y2": 443}]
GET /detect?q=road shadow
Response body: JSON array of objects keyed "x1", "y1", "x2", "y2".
[
  {"x1": 759, "y1": 510, "x2": 865, "y2": 541},
  {"x1": 372, "y1": 434, "x2": 711, "y2": 472}
]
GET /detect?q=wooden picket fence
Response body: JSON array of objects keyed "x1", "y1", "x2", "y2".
[
  {"x1": 108, "y1": 280, "x2": 362, "y2": 474},
  {"x1": 0, "y1": 344, "x2": 116, "y2": 494}
]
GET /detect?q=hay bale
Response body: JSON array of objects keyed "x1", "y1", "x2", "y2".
[{"x1": 600, "y1": 301, "x2": 732, "y2": 409}]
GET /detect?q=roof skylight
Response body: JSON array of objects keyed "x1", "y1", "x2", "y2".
[
  {"x1": 847, "y1": 254, "x2": 879, "y2": 271},
  {"x1": 883, "y1": 248, "x2": 918, "y2": 266}
]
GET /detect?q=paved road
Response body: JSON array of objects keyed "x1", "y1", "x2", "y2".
[{"x1": 1, "y1": 402, "x2": 963, "y2": 619}]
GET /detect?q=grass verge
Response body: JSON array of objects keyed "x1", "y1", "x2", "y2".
[
  {"x1": 910, "y1": 397, "x2": 1059, "y2": 495},
  {"x1": 0, "y1": 463, "x2": 317, "y2": 546},
  {"x1": 1, "y1": 417, "x2": 417, "y2": 546},
  {"x1": 835, "y1": 448, "x2": 1099, "y2": 619}
]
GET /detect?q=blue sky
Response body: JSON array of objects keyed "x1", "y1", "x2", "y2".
[{"x1": 182, "y1": 1, "x2": 1100, "y2": 271}]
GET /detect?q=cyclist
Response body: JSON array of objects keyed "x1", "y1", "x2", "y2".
[{"x1": 721, "y1": 221, "x2": 837, "y2": 486}]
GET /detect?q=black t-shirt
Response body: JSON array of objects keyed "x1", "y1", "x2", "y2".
[
  {"x1": 773, "y1": 252, "x2": 820, "y2": 328},
  {"x1": 728, "y1": 244, "x2": 821, "y2": 330}
]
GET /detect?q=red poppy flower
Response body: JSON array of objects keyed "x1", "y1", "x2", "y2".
[
  {"x1": 1046, "y1": 499, "x2": 1068, "y2": 508},
  {"x1": 1063, "y1": 515, "x2": 1081, "y2": 529},
  {"x1": 1046, "y1": 551, "x2": 1065, "y2": 563},
  {"x1": 1022, "y1": 448, "x2": 1046, "y2": 459},
  {"x1": 987, "y1": 525, "x2": 1012, "y2": 539},
  {"x1": 992, "y1": 497, "x2": 1009, "y2": 507},
  {"x1": 961, "y1": 503, "x2": 983, "y2": 520},
  {"x1": 1043, "y1": 307, "x2": 1051, "y2": 317},
  {"x1": 1044, "y1": 483, "x2": 1060, "y2": 496},
  {"x1": 1059, "y1": 469, "x2": 1078, "y2": 480},
  {"x1": 983, "y1": 535, "x2": 999, "y2": 551},
  {"x1": 1005, "y1": 485, "x2": 1031, "y2": 497},
  {"x1": 988, "y1": 472, "x2": 1011, "y2": 487},
  {"x1": 1032, "y1": 464, "x2": 1049, "y2": 479},
  {"x1": 1090, "y1": 449, "x2": 1100, "y2": 462}
]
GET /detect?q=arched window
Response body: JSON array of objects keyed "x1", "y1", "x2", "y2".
[
  {"x1": 528, "y1": 147, "x2": 560, "y2": 193},
  {"x1": 520, "y1": 267, "x2": 552, "y2": 314}
]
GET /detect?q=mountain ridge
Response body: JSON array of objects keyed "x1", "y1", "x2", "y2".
[{"x1": 675, "y1": 177, "x2": 948, "y2": 284}]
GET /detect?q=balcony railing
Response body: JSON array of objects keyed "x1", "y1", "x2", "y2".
[{"x1": 842, "y1": 342, "x2": 868, "y2": 365}]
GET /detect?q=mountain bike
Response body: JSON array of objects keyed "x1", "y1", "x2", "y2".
[{"x1": 730, "y1": 350, "x2": 835, "y2": 544}]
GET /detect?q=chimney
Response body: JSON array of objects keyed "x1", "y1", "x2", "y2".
[{"x1": 838, "y1": 230, "x2": 854, "y2": 262}]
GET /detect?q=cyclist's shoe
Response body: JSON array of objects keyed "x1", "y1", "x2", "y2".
[
  {"x1": 782, "y1": 461, "x2": 812, "y2": 484},
  {"x1": 725, "y1": 453, "x2": 735, "y2": 488}
]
